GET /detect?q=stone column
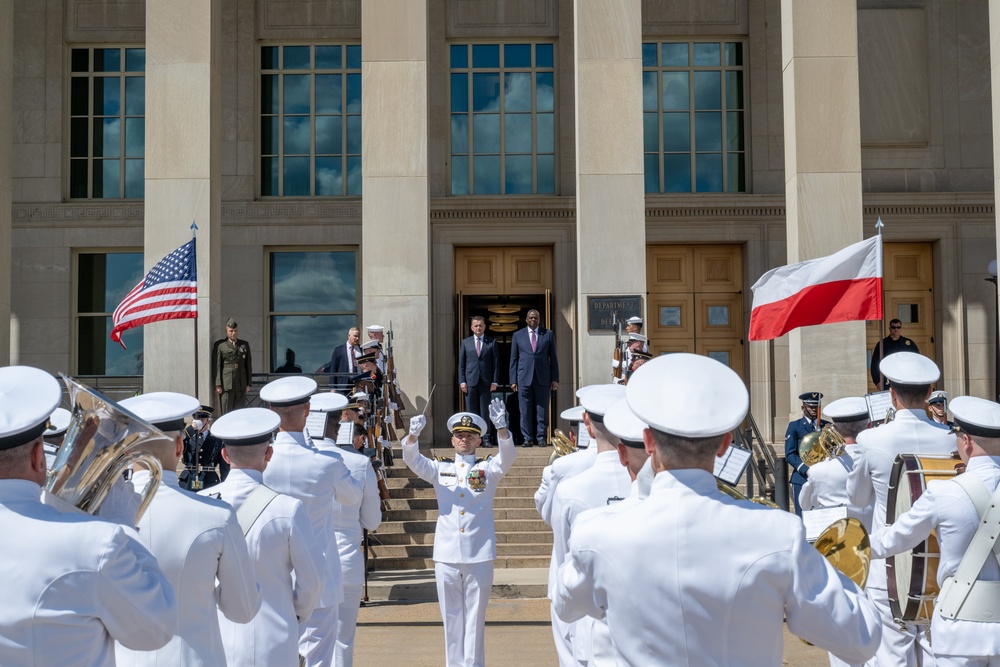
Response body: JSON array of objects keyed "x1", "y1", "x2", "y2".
[
  {"x1": 144, "y1": 0, "x2": 221, "y2": 399},
  {"x1": 574, "y1": 0, "x2": 646, "y2": 388},
  {"x1": 781, "y1": 0, "x2": 867, "y2": 404},
  {"x1": 990, "y1": 0, "x2": 1000, "y2": 401},
  {"x1": 0, "y1": 0, "x2": 11, "y2": 365},
  {"x1": 361, "y1": 1, "x2": 431, "y2": 421}
]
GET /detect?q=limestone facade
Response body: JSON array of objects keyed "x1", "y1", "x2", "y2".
[{"x1": 4, "y1": 0, "x2": 999, "y2": 442}]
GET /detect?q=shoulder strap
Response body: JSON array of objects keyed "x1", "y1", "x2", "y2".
[
  {"x1": 236, "y1": 485, "x2": 279, "y2": 536},
  {"x1": 937, "y1": 474, "x2": 1000, "y2": 620}
]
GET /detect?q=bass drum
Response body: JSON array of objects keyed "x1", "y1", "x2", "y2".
[{"x1": 886, "y1": 453, "x2": 963, "y2": 623}]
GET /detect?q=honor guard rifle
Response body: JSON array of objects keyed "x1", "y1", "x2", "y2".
[
  {"x1": 384, "y1": 323, "x2": 406, "y2": 432},
  {"x1": 612, "y1": 311, "x2": 624, "y2": 381}
]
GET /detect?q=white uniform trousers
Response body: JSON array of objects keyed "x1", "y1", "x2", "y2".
[
  {"x1": 334, "y1": 584, "x2": 364, "y2": 667},
  {"x1": 935, "y1": 657, "x2": 1000, "y2": 667},
  {"x1": 870, "y1": 593, "x2": 934, "y2": 667},
  {"x1": 300, "y1": 604, "x2": 339, "y2": 667},
  {"x1": 550, "y1": 604, "x2": 575, "y2": 667},
  {"x1": 435, "y1": 561, "x2": 494, "y2": 667}
]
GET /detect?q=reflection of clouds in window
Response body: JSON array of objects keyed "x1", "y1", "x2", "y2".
[
  {"x1": 536, "y1": 73, "x2": 554, "y2": 112},
  {"x1": 315, "y1": 116, "x2": 342, "y2": 155},
  {"x1": 473, "y1": 114, "x2": 500, "y2": 153},
  {"x1": 316, "y1": 158, "x2": 343, "y2": 195},
  {"x1": 272, "y1": 252, "x2": 357, "y2": 312},
  {"x1": 283, "y1": 157, "x2": 310, "y2": 196},
  {"x1": 125, "y1": 77, "x2": 144, "y2": 115},
  {"x1": 346, "y1": 157, "x2": 362, "y2": 195},
  {"x1": 96, "y1": 119, "x2": 121, "y2": 158},
  {"x1": 505, "y1": 114, "x2": 531, "y2": 153},
  {"x1": 273, "y1": 315, "x2": 357, "y2": 374},
  {"x1": 504, "y1": 73, "x2": 531, "y2": 112},
  {"x1": 346, "y1": 74, "x2": 361, "y2": 114},
  {"x1": 473, "y1": 155, "x2": 501, "y2": 194},
  {"x1": 125, "y1": 118, "x2": 144, "y2": 157},
  {"x1": 642, "y1": 72, "x2": 657, "y2": 110},
  {"x1": 104, "y1": 254, "x2": 144, "y2": 308},
  {"x1": 105, "y1": 328, "x2": 144, "y2": 375},
  {"x1": 284, "y1": 116, "x2": 311, "y2": 154},
  {"x1": 283, "y1": 75, "x2": 310, "y2": 114},
  {"x1": 451, "y1": 115, "x2": 469, "y2": 154},
  {"x1": 505, "y1": 155, "x2": 532, "y2": 194}
]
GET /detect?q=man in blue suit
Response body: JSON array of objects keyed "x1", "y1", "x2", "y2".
[
  {"x1": 328, "y1": 327, "x2": 362, "y2": 388},
  {"x1": 784, "y1": 391, "x2": 829, "y2": 516},
  {"x1": 459, "y1": 316, "x2": 500, "y2": 446},
  {"x1": 509, "y1": 309, "x2": 559, "y2": 447}
]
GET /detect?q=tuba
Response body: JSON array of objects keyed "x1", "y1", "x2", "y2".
[
  {"x1": 44, "y1": 375, "x2": 167, "y2": 523},
  {"x1": 547, "y1": 429, "x2": 577, "y2": 465},
  {"x1": 798, "y1": 425, "x2": 846, "y2": 468}
]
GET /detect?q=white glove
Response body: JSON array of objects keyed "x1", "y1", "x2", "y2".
[
  {"x1": 96, "y1": 477, "x2": 141, "y2": 527},
  {"x1": 611, "y1": 359, "x2": 621, "y2": 369},
  {"x1": 489, "y1": 398, "x2": 507, "y2": 429},
  {"x1": 409, "y1": 415, "x2": 426, "y2": 437},
  {"x1": 384, "y1": 414, "x2": 393, "y2": 426}
]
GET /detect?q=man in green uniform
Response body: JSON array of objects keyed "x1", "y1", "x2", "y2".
[{"x1": 214, "y1": 317, "x2": 252, "y2": 414}]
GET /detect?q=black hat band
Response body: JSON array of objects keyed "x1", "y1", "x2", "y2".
[
  {"x1": 0, "y1": 421, "x2": 48, "y2": 451},
  {"x1": 952, "y1": 418, "x2": 1000, "y2": 439}
]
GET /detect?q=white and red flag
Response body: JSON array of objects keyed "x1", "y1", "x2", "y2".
[
  {"x1": 748, "y1": 236, "x2": 882, "y2": 341},
  {"x1": 110, "y1": 239, "x2": 197, "y2": 349}
]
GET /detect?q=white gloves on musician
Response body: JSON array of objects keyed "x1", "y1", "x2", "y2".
[
  {"x1": 408, "y1": 415, "x2": 427, "y2": 438},
  {"x1": 489, "y1": 398, "x2": 508, "y2": 430}
]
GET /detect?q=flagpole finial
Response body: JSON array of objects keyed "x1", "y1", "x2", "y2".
[
  {"x1": 190, "y1": 220, "x2": 199, "y2": 237},
  {"x1": 875, "y1": 216, "x2": 884, "y2": 234}
]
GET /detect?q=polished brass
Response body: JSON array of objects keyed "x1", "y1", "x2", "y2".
[
  {"x1": 546, "y1": 429, "x2": 577, "y2": 465},
  {"x1": 45, "y1": 375, "x2": 169, "y2": 523},
  {"x1": 813, "y1": 517, "x2": 871, "y2": 588},
  {"x1": 798, "y1": 425, "x2": 846, "y2": 468},
  {"x1": 716, "y1": 479, "x2": 779, "y2": 508}
]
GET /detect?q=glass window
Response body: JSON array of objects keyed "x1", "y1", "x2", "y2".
[
  {"x1": 642, "y1": 41, "x2": 746, "y2": 194},
  {"x1": 268, "y1": 250, "x2": 359, "y2": 373},
  {"x1": 449, "y1": 42, "x2": 556, "y2": 195},
  {"x1": 69, "y1": 47, "x2": 145, "y2": 199},
  {"x1": 260, "y1": 45, "x2": 362, "y2": 197},
  {"x1": 76, "y1": 252, "x2": 144, "y2": 375}
]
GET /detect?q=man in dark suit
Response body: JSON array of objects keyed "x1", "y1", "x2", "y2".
[
  {"x1": 329, "y1": 327, "x2": 362, "y2": 388},
  {"x1": 784, "y1": 391, "x2": 829, "y2": 516},
  {"x1": 459, "y1": 316, "x2": 499, "y2": 446},
  {"x1": 509, "y1": 309, "x2": 559, "y2": 446},
  {"x1": 870, "y1": 318, "x2": 919, "y2": 389}
]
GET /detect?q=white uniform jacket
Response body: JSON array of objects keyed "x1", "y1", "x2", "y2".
[
  {"x1": 846, "y1": 409, "x2": 955, "y2": 591},
  {"x1": 554, "y1": 469, "x2": 882, "y2": 666},
  {"x1": 799, "y1": 444, "x2": 871, "y2": 526},
  {"x1": 0, "y1": 480, "x2": 177, "y2": 667},
  {"x1": 202, "y1": 468, "x2": 325, "y2": 666},
  {"x1": 117, "y1": 470, "x2": 260, "y2": 667},
  {"x1": 314, "y1": 438, "x2": 383, "y2": 587},
  {"x1": 870, "y1": 456, "x2": 1000, "y2": 658},
  {"x1": 402, "y1": 433, "x2": 516, "y2": 563},
  {"x1": 534, "y1": 446, "x2": 598, "y2": 526},
  {"x1": 263, "y1": 431, "x2": 363, "y2": 607}
]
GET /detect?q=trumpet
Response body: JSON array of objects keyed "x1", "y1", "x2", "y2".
[
  {"x1": 798, "y1": 425, "x2": 846, "y2": 468},
  {"x1": 547, "y1": 429, "x2": 577, "y2": 465},
  {"x1": 44, "y1": 375, "x2": 167, "y2": 523}
]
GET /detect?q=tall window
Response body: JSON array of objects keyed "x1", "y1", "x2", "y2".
[
  {"x1": 449, "y1": 43, "x2": 556, "y2": 195},
  {"x1": 268, "y1": 250, "x2": 358, "y2": 373},
  {"x1": 261, "y1": 45, "x2": 362, "y2": 196},
  {"x1": 642, "y1": 41, "x2": 745, "y2": 193},
  {"x1": 69, "y1": 48, "x2": 146, "y2": 199},
  {"x1": 76, "y1": 252, "x2": 144, "y2": 375}
]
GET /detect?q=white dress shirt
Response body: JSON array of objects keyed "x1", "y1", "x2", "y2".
[
  {"x1": 402, "y1": 434, "x2": 516, "y2": 564},
  {"x1": 846, "y1": 409, "x2": 955, "y2": 591},
  {"x1": 870, "y1": 456, "x2": 1000, "y2": 658},
  {"x1": 203, "y1": 468, "x2": 325, "y2": 666},
  {"x1": 263, "y1": 431, "x2": 363, "y2": 607},
  {"x1": 0, "y1": 479, "x2": 178, "y2": 667},
  {"x1": 554, "y1": 469, "x2": 882, "y2": 666},
  {"x1": 116, "y1": 470, "x2": 260, "y2": 667},
  {"x1": 534, "y1": 445, "x2": 598, "y2": 526}
]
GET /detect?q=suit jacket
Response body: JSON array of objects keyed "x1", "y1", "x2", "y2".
[
  {"x1": 213, "y1": 338, "x2": 252, "y2": 391},
  {"x1": 509, "y1": 326, "x2": 559, "y2": 387},
  {"x1": 330, "y1": 342, "x2": 359, "y2": 376},
  {"x1": 458, "y1": 335, "x2": 499, "y2": 388}
]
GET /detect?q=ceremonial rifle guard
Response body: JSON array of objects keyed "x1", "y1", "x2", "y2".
[{"x1": 179, "y1": 405, "x2": 228, "y2": 491}]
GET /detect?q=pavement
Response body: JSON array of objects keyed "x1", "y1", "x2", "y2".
[{"x1": 356, "y1": 575, "x2": 832, "y2": 666}]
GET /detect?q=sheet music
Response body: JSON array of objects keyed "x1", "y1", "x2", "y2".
[
  {"x1": 866, "y1": 391, "x2": 892, "y2": 422},
  {"x1": 577, "y1": 427, "x2": 591, "y2": 449},
  {"x1": 802, "y1": 506, "x2": 849, "y2": 542},
  {"x1": 304, "y1": 412, "x2": 328, "y2": 441},
  {"x1": 336, "y1": 421, "x2": 354, "y2": 446},
  {"x1": 713, "y1": 445, "x2": 752, "y2": 486}
]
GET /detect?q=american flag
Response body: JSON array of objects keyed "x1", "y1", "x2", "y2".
[{"x1": 110, "y1": 239, "x2": 197, "y2": 349}]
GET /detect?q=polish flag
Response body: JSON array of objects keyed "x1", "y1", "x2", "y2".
[{"x1": 748, "y1": 236, "x2": 882, "y2": 341}]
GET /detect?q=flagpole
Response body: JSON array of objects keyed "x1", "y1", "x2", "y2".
[
  {"x1": 875, "y1": 216, "x2": 886, "y2": 390},
  {"x1": 191, "y1": 221, "x2": 199, "y2": 400}
]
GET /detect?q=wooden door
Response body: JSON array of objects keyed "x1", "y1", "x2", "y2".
[{"x1": 646, "y1": 245, "x2": 745, "y2": 379}]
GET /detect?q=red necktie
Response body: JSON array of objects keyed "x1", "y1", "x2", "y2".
[
  {"x1": 530, "y1": 330, "x2": 537, "y2": 352},
  {"x1": 476, "y1": 338, "x2": 482, "y2": 356}
]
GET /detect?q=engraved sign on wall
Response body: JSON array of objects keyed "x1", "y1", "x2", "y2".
[{"x1": 587, "y1": 296, "x2": 643, "y2": 334}]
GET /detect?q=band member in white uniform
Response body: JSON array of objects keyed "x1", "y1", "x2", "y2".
[
  {"x1": 116, "y1": 392, "x2": 261, "y2": 667},
  {"x1": 535, "y1": 401, "x2": 596, "y2": 526},
  {"x1": 554, "y1": 354, "x2": 882, "y2": 666},
  {"x1": 549, "y1": 384, "x2": 630, "y2": 667},
  {"x1": 260, "y1": 376, "x2": 363, "y2": 667},
  {"x1": 206, "y1": 407, "x2": 325, "y2": 666},
  {"x1": 869, "y1": 395, "x2": 1000, "y2": 667},
  {"x1": 0, "y1": 366, "x2": 178, "y2": 667},
  {"x1": 846, "y1": 352, "x2": 956, "y2": 667},
  {"x1": 41, "y1": 406, "x2": 70, "y2": 467},
  {"x1": 402, "y1": 400, "x2": 514, "y2": 667},
  {"x1": 309, "y1": 391, "x2": 383, "y2": 667},
  {"x1": 799, "y1": 396, "x2": 872, "y2": 526}
]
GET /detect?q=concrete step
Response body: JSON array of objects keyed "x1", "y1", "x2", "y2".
[
  {"x1": 363, "y1": 568, "x2": 549, "y2": 602},
  {"x1": 377, "y1": 518, "x2": 551, "y2": 534},
  {"x1": 383, "y1": 496, "x2": 537, "y2": 511},
  {"x1": 372, "y1": 555, "x2": 552, "y2": 571},
  {"x1": 384, "y1": 508, "x2": 542, "y2": 522},
  {"x1": 374, "y1": 530, "x2": 552, "y2": 546},
  {"x1": 368, "y1": 542, "x2": 553, "y2": 559},
  {"x1": 385, "y1": 485, "x2": 539, "y2": 499}
]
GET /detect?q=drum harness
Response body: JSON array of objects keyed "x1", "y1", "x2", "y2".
[{"x1": 936, "y1": 474, "x2": 1000, "y2": 622}]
